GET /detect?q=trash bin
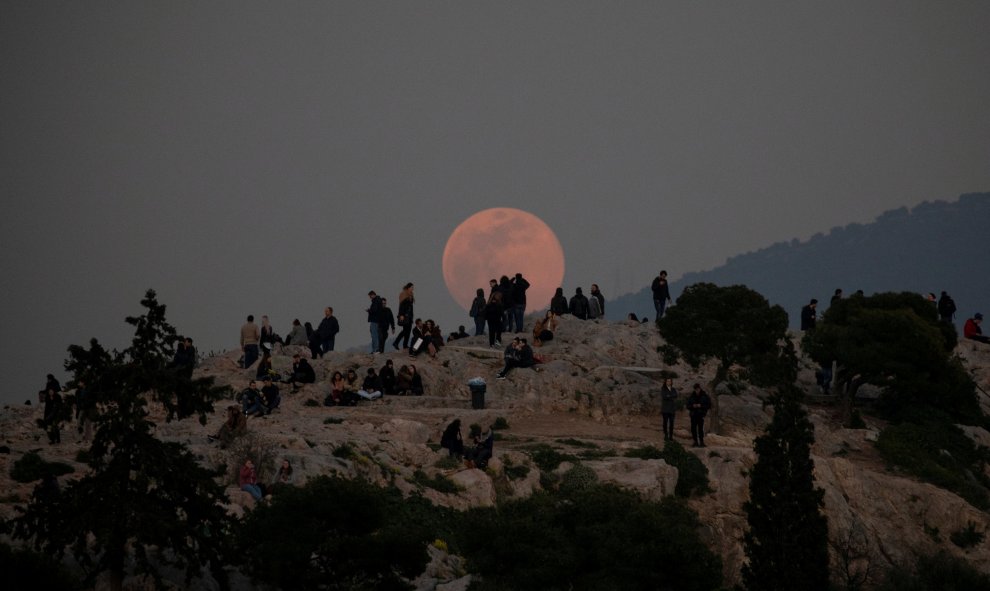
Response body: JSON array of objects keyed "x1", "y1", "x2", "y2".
[{"x1": 468, "y1": 378, "x2": 487, "y2": 409}]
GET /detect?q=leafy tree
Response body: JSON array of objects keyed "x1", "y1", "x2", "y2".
[
  {"x1": 236, "y1": 476, "x2": 445, "y2": 590},
  {"x1": 802, "y1": 292, "x2": 977, "y2": 424},
  {"x1": 6, "y1": 290, "x2": 233, "y2": 591},
  {"x1": 457, "y1": 484, "x2": 722, "y2": 591},
  {"x1": 742, "y1": 388, "x2": 829, "y2": 591},
  {"x1": 659, "y1": 283, "x2": 797, "y2": 432}
]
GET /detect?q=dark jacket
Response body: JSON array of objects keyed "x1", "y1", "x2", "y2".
[
  {"x1": 550, "y1": 289, "x2": 568, "y2": 316},
  {"x1": 660, "y1": 386, "x2": 678, "y2": 414},
  {"x1": 398, "y1": 297, "x2": 414, "y2": 327},
  {"x1": 800, "y1": 304, "x2": 817, "y2": 331},
  {"x1": 569, "y1": 291, "x2": 590, "y2": 320},
  {"x1": 292, "y1": 359, "x2": 316, "y2": 383},
  {"x1": 511, "y1": 276, "x2": 530, "y2": 308},
  {"x1": 498, "y1": 277, "x2": 514, "y2": 308},
  {"x1": 380, "y1": 306, "x2": 396, "y2": 331},
  {"x1": 651, "y1": 276, "x2": 671, "y2": 302},
  {"x1": 367, "y1": 295, "x2": 383, "y2": 323},
  {"x1": 687, "y1": 390, "x2": 712, "y2": 418},
  {"x1": 470, "y1": 295, "x2": 486, "y2": 318},
  {"x1": 317, "y1": 316, "x2": 340, "y2": 339}
]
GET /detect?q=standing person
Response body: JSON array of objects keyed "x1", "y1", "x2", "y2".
[
  {"x1": 485, "y1": 290, "x2": 505, "y2": 348},
  {"x1": 938, "y1": 291, "x2": 957, "y2": 323},
  {"x1": 498, "y1": 276, "x2": 515, "y2": 332},
  {"x1": 239, "y1": 459, "x2": 264, "y2": 502},
  {"x1": 510, "y1": 273, "x2": 530, "y2": 333},
  {"x1": 589, "y1": 284, "x2": 605, "y2": 319},
  {"x1": 469, "y1": 288, "x2": 487, "y2": 336},
  {"x1": 651, "y1": 271, "x2": 673, "y2": 320},
  {"x1": 317, "y1": 307, "x2": 340, "y2": 356},
  {"x1": 43, "y1": 388, "x2": 63, "y2": 444},
  {"x1": 260, "y1": 315, "x2": 281, "y2": 349},
  {"x1": 367, "y1": 291, "x2": 383, "y2": 354},
  {"x1": 660, "y1": 378, "x2": 678, "y2": 442},
  {"x1": 378, "y1": 298, "x2": 395, "y2": 353},
  {"x1": 393, "y1": 283, "x2": 415, "y2": 350},
  {"x1": 687, "y1": 384, "x2": 712, "y2": 448},
  {"x1": 240, "y1": 315, "x2": 260, "y2": 369},
  {"x1": 569, "y1": 287, "x2": 590, "y2": 320},
  {"x1": 305, "y1": 322, "x2": 321, "y2": 360},
  {"x1": 550, "y1": 287, "x2": 568, "y2": 316},
  {"x1": 830, "y1": 289, "x2": 843, "y2": 306},
  {"x1": 440, "y1": 419, "x2": 465, "y2": 457},
  {"x1": 800, "y1": 299, "x2": 818, "y2": 331}
]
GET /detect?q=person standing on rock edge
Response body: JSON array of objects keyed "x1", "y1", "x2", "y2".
[
  {"x1": 469, "y1": 288, "x2": 487, "y2": 336},
  {"x1": 367, "y1": 290, "x2": 383, "y2": 354},
  {"x1": 393, "y1": 283, "x2": 415, "y2": 350},
  {"x1": 510, "y1": 272, "x2": 530, "y2": 333},
  {"x1": 378, "y1": 298, "x2": 395, "y2": 353},
  {"x1": 651, "y1": 270, "x2": 672, "y2": 320},
  {"x1": 317, "y1": 307, "x2": 340, "y2": 356},
  {"x1": 687, "y1": 383, "x2": 712, "y2": 448},
  {"x1": 240, "y1": 315, "x2": 260, "y2": 369},
  {"x1": 660, "y1": 378, "x2": 678, "y2": 442},
  {"x1": 800, "y1": 299, "x2": 818, "y2": 331},
  {"x1": 589, "y1": 284, "x2": 605, "y2": 320}
]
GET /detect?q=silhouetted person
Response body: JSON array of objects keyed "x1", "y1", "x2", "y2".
[
  {"x1": 651, "y1": 270, "x2": 672, "y2": 319},
  {"x1": 964, "y1": 313, "x2": 989, "y2": 344},
  {"x1": 470, "y1": 288, "x2": 487, "y2": 336},
  {"x1": 938, "y1": 291, "x2": 957, "y2": 323},
  {"x1": 569, "y1": 287, "x2": 590, "y2": 320},
  {"x1": 687, "y1": 384, "x2": 711, "y2": 448},
  {"x1": 317, "y1": 307, "x2": 340, "y2": 355},
  {"x1": 550, "y1": 287, "x2": 568, "y2": 316},
  {"x1": 510, "y1": 273, "x2": 530, "y2": 333},
  {"x1": 393, "y1": 283, "x2": 415, "y2": 350},
  {"x1": 241, "y1": 315, "x2": 260, "y2": 369},
  {"x1": 800, "y1": 299, "x2": 818, "y2": 331}
]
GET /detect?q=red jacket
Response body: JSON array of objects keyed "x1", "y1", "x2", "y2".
[
  {"x1": 964, "y1": 318, "x2": 983, "y2": 340},
  {"x1": 239, "y1": 464, "x2": 257, "y2": 487}
]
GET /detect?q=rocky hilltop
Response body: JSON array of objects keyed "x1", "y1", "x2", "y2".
[{"x1": 3, "y1": 315, "x2": 990, "y2": 589}]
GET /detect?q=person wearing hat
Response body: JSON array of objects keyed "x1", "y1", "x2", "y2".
[{"x1": 964, "y1": 313, "x2": 989, "y2": 344}]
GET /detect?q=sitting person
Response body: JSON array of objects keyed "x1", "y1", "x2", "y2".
[
  {"x1": 380, "y1": 359, "x2": 397, "y2": 396},
  {"x1": 209, "y1": 404, "x2": 247, "y2": 446},
  {"x1": 289, "y1": 353, "x2": 316, "y2": 392},
  {"x1": 496, "y1": 338, "x2": 536, "y2": 379},
  {"x1": 270, "y1": 459, "x2": 294, "y2": 494},
  {"x1": 533, "y1": 311, "x2": 558, "y2": 346},
  {"x1": 260, "y1": 376, "x2": 281, "y2": 413},
  {"x1": 440, "y1": 419, "x2": 464, "y2": 457},
  {"x1": 255, "y1": 346, "x2": 275, "y2": 380},
  {"x1": 447, "y1": 325, "x2": 470, "y2": 342},
  {"x1": 464, "y1": 425, "x2": 495, "y2": 469},
  {"x1": 964, "y1": 313, "x2": 989, "y2": 344},
  {"x1": 408, "y1": 319, "x2": 427, "y2": 356},
  {"x1": 237, "y1": 381, "x2": 265, "y2": 416},
  {"x1": 408, "y1": 364, "x2": 424, "y2": 395},
  {"x1": 285, "y1": 319, "x2": 307, "y2": 347},
  {"x1": 357, "y1": 368, "x2": 383, "y2": 400},
  {"x1": 238, "y1": 458, "x2": 265, "y2": 502}
]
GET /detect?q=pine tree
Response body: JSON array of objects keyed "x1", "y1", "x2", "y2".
[
  {"x1": 742, "y1": 389, "x2": 829, "y2": 591},
  {"x1": 7, "y1": 290, "x2": 233, "y2": 590}
]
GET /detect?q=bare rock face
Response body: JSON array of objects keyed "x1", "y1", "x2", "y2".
[{"x1": 5, "y1": 317, "x2": 990, "y2": 590}]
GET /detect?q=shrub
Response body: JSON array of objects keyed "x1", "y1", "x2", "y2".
[
  {"x1": 624, "y1": 445, "x2": 663, "y2": 460},
  {"x1": 323, "y1": 417, "x2": 343, "y2": 425},
  {"x1": 492, "y1": 416, "x2": 510, "y2": 430},
  {"x1": 434, "y1": 455, "x2": 462, "y2": 470},
  {"x1": 332, "y1": 442, "x2": 356, "y2": 459},
  {"x1": 951, "y1": 521, "x2": 985, "y2": 549},
  {"x1": 879, "y1": 551, "x2": 990, "y2": 591},
  {"x1": 525, "y1": 444, "x2": 576, "y2": 472},
  {"x1": 10, "y1": 451, "x2": 74, "y2": 483},
  {"x1": 661, "y1": 440, "x2": 711, "y2": 498},
  {"x1": 412, "y1": 470, "x2": 461, "y2": 494},
  {"x1": 303, "y1": 398, "x2": 320, "y2": 407},
  {"x1": 557, "y1": 438, "x2": 598, "y2": 448},
  {"x1": 558, "y1": 463, "x2": 598, "y2": 494},
  {"x1": 876, "y1": 421, "x2": 990, "y2": 510}
]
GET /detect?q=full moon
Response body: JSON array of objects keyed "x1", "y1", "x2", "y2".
[{"x1": 442, "y1": 208, "x2": 566, "y2": 313}]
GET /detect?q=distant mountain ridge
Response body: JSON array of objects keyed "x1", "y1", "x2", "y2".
[{"x1": 608, "y1": 192, "x2": 990, "y2": 329}]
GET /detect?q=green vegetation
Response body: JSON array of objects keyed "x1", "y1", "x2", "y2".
[
  {"x1": 876, "y1": 421, "x2": 990, "y2": 510},
  {"x1": 0, "y1": 542, "x2": 81, "y2": 590},
  {"x1": 524, "y1": 444, "x2": 577, "y2": 472},
  {"x1": 624, "y1": 445, "x2": 663, "y2": 460},
  {"x1": 492, "y1": 416, "x2": 510, "y2": 430},
  {"x1": 323, "y1": 417, "x2": 344, "y2": 424},
  {"x1": 412, "y1": 470, "x2": 461, "y2": 494},
  {"x1": 951, "y1": 521, "x2": 985, "y2": 549},
  {"x1": 743, "y1": 389, "x2": 829, "y2": 591},
  {"x1": 10, "y1": 451, "x2": 74, "y2": 483},
  {"x1": 7, "y1": 290, "x2": 233, "y2": 591},
  {"x1": 455, "y1": 484, "x2": 722, "y2": 591},
  {"x1": 556, "y1": 438, "x2": 598, "y2": 448},
  {"x1": 878, "y1": 552, "x2": 990, "y2": 591},
  {"x1": 624, "y1": 443, "x2": 711, "y2": 497}
]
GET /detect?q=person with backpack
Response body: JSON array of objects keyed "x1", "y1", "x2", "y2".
[{"x1": 938, "y1": 291, "x2": 957, "y2": 323}]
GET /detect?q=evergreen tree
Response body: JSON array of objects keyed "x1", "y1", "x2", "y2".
[
  {"x1": 7, "y1": 290, "x2": 233, "y2": 590},
  {"x1": 742, "y1": 389, "x2": 829, "y2": 591}
]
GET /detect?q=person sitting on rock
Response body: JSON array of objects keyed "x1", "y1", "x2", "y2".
[
  {"x1": 464, "y1": 425, "x2": 495, "y2": 469},
  {"x1": 288, "y1": 353, "x2": 316, "y2": 392},
  {"x1": 408, "y1": 364, "x2": 425, "y2": 395},
  {"x1": 964, "y1": 313, "x2": 989, "y2": 344},
  {"x1": 380, "y1": 359, "x2": 397, "y2": 396},
  {"x1": 239, "y1": 458, "x2": 265, "y2": 502},
  {"x1": 357, "y1": 368, "x2": 383, "y2": 400},
  {"x1": 533, "y1": 310, "x2": 558, "y2": 346},
  {"x1": 447, "y1": 325, "x2": 470, "y2": 342},
  {"x1": 261, "y1": 376, "x2": 281, "y2": 413},
  {"x1": 496, "y1": 338, "x2": 536, "y2": 379},
  {"x1": 209, "y1": 404, "x2": 247, "y2": 447},
  {"x1": 325, "y1": 371, "x2": 345, "y2": 406},
  {"x1": 440, "y1": 419, "x2": 465, "y2": 458},
  {"x1": 255, "y1": 345, "x2": 275, "y2": 381},
  {"x1": 285, "y1": 318, "x2": 308, "y2": 347},
  {"x1": 238, "y1": 381, "x2": 264, "y2": 416},
  {"x1": 270, "y1": 459, "x2": 294, "y2": 495}
]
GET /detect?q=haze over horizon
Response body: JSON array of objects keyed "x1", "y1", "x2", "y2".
[{"x1": 2, "y1": 3, "x2": 989, "y2": 405}]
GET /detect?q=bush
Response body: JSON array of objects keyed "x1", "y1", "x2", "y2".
[
  {"x1": 876, "y1": 421, "x2": 990, "y2": 510},
  {"x1": 879, "y1": 551, "x2": 990, "y2": 591},
  {"x1": 10, "y1": 451, "x2": 73, "y2": 483},
  {"x1": 492, "y1": 417, "x2": 510, "y2": 430},
  {"x1": 951, "y1": 521, "x2": 985, "y2": 549},
  {"x1": 624, "y1": 445, "x2": 663, "y2": 460},
  {"x1": 525, "y1": 444, "x2": 577, "y2": 472},
  {"x1": 661, "y1": 440, "x2": 712, "y2": 498},
  {"x1": 412, "y1": 470, "x2": 461, "y2": 494},
  {"x1": 558, "y1": 463, "x2": 598, "y2": 494},
  {"x1": 454, "y1": 484, "x2": 722, "y2": 591}
]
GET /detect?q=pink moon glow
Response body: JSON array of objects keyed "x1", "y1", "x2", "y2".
[{"x1": 442, "y1": 208, "x2": 566, "y2": 313}]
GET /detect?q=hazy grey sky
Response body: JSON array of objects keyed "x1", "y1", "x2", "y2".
[{"x1": 2, "y1": 2, "x2": 988, "y2": 405}]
